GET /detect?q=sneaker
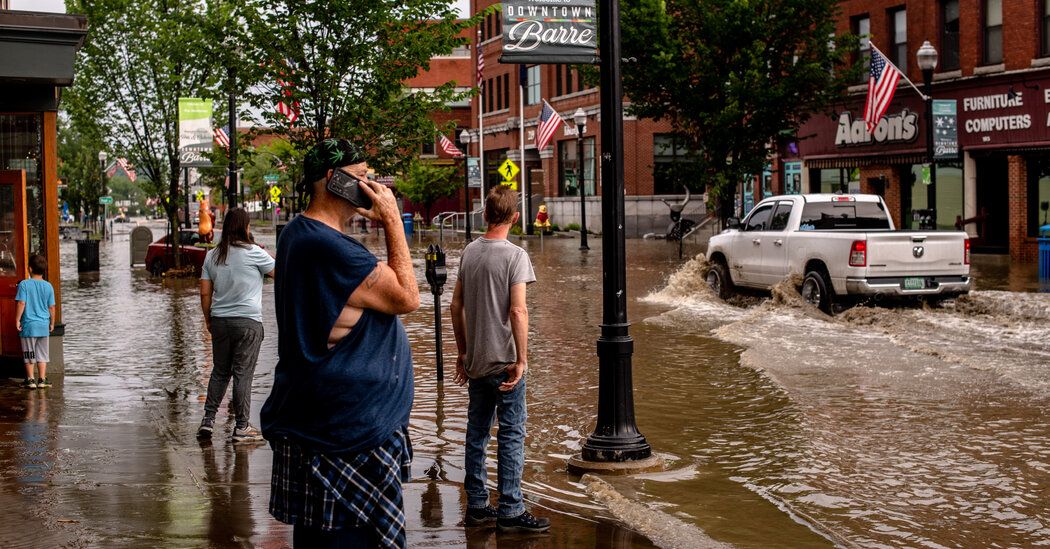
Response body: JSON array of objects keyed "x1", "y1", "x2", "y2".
[
  {"x1": 497, "y1": 511, "x2": 551, "y2": 533},
  {"x1": 197, "y1": 418, "x2": 214, "y2": 439},
  {"x1": 22, "y1": 378, "x2": 36, "y2": 389},
  {"x1": 465, "y1": 505, "x2": 499, "y2": 526},
  {"x1": 231, "y1": 424, "x2": 264, "y2": 443},
  {"x1": 36, "y1": 378, "x2": 52, "y2": 388}
]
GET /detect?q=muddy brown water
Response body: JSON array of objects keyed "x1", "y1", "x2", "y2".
[{"x1": 1, "y1": 221, "x2": 1048, "y2": 548}]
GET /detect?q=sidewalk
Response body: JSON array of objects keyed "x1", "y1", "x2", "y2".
[{"x1": 0, "y1": 374, "x2": 653, "y2": 548}]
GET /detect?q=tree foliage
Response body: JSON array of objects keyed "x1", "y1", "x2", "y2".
[
  {"x1": 65, "y1": 0, "x2": 224, "y2": 265},
  {"x1": 620, "y1": 0, "x2": 860, "y2": 217},
  {"x1": 57, "y1": 117, "x2": 105, "y2": 228},
  {"x1": 396, "y1": 160, "x2": 460, "y2": 223},
  {"x1": 237, "y1": 0, "x2": 486, "y2": 176}
]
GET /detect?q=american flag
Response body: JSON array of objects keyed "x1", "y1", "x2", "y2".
[
  {"x1": 116, "y1": 158, "x2": 136, "y2": 182},
  {"x1": 213, "y1": 126, "x2": 230, "y2": 149},
  {"x1": 535, "y1": 100, "x2": 565, "y2": 151},
  {"x1": 275, "y1": 63, "x2": 300, "y2": 124},
  {"x1": 439, "y1": 134, "x2": 463, "y2": 157},
  {"x1": 864, "y1": 46, "x2": 903, "y2": 133},
  {"x1": 477, "y1": 47, "x2": 484, "y2": 88}
]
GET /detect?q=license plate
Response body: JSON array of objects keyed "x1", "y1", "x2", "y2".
[{"x1": 903, "y1": 277, "x2": 925, "y2": 290}]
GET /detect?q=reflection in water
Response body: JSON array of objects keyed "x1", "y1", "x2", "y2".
[{"x1": 202, "y1": 441, "x2": 256, "y2": 547}]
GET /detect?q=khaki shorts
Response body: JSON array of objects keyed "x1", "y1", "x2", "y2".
[{"x1": 20, "y1": 337, "x2": 49, "y2": 364}]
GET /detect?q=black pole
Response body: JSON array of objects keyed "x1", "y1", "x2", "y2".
[
  {"x1": 923, "y1": 69, "x2": 937, "y2": 229},
  {"x1": 579, "y1": 0, "x2": 652, "y2": 463},
  {"x1": 525, "y1": 170, "x2": 534, "y2": 235},
  {"x1": 184, "y1": 167, "x2": 191, "y2": 229},
  {"x1": 228, "y1": 64, "x2": 239, "y2": 209},
  {"x1": 99, "y1": 160, "x2": 107, "y2": 238},
  {"x1": 577, "y1": 128, "x2": 589, "y2": 251},
  {"x1": 434, "y1": 287, "x2": 444, "y2": 380}
]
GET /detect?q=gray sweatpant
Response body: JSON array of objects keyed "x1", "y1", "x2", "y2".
[{"x1": 204, "y1": 317, "x2": 264, "y2": 428}]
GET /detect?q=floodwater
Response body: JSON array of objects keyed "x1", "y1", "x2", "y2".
[{"x1": 1, "y1": 220, "x2": 1048, "y2": 548}]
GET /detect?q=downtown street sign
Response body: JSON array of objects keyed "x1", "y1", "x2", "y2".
[{"x1": 501, "y1": 0, "x2": 598, "y2": 64}]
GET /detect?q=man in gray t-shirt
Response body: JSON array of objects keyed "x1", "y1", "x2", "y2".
[{"x1": 451, "y1": 186, "x2": 549, "y2": 533}]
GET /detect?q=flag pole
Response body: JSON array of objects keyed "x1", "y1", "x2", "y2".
[
  {"x1": 871, "y1": 43, "x2": 929, "y2": 101},
  {"x1": 477, "y1": 30, "x2": 486, "y2": 201}
]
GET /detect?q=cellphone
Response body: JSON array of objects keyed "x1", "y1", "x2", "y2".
[{"x1": 326, "y1": 170, "x2": 374, "y2": 210}]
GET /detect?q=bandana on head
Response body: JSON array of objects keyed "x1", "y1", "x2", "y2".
[{"x1": 299, "y1": 138, "x2": 366, "y2": 193}]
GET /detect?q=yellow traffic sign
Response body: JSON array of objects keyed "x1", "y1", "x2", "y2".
[
  {"x1": 500, "y1": 179, "x2": 518, "y2": 191},
  {"x1": 269, "y1": 186, "x2": 282, "y2": 204},
  {"x1": 498, "y1": 159, "x2": 519, "y2": 182},
  {"x1": 194, "y1": 190, "x2": 205, "y2": 202}
]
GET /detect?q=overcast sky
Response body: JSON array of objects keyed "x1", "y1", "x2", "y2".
[{"x1": 12, "y1": 0, "x2": 473, "y2": 17}]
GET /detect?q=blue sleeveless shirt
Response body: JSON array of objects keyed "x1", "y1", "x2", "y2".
[{"x1": 261, "y1": 215, "x2": 414, "y2": 454}]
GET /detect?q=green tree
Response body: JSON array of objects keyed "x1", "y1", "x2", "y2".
[
  {"x1": 65, "y1": 0, "x2": 224, "y2": 266},
  {"x1": 620, "y1": 0, "x2": 859, "y2": 219},
  {"x1": 57, "y1": 117, "x2": 105, "y2": 229},
  {"x1": 237, "y1": 1, "x2": 489, "y2": 178},
  {"x1": 396, "y1": 160, "x2": 460, "y2": 223}
]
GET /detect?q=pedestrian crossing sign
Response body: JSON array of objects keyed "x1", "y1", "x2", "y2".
[
  {"x1": 269, "y1": 186, "x2": 282, "y2": 204},
  {"x1": 498, "y1": 159, "x2": 519, "y2": 182}
]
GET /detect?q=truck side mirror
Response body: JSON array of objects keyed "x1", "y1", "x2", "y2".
[{"x1": 726, "y1": 217, "x2": 741, "y2": 230}]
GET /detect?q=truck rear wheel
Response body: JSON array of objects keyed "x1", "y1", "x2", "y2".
[
  {"x1": 706, "y1": 260, "x2": 735, "y2": 300},
  {"x1": 801, "y1": 269, "x2": 833, "y2": 313}
]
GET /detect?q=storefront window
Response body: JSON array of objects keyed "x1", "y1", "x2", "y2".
[
  {"x1": 0, "y1": 184, "x2": 17, "y2": 276},
  {"x1": 813, "y1": 168, "x2": 845, "y2": 193},
  {"x1": 941, "y1": 0, "x2": 960, "y2": 70},
  {"x1": 653, "y1": 134, "x2": 698, "y2": 195},
  {"x1": 558, "y1": 138, "x2": 595, "y2": 196},
  {"x1": 783, "y1": 162, "x2": 802, "y2": 194},
  {"x1": 983, "y1": 0, "x2": 1003, "y2": 65},
  {"x1": 907, "y1": 163, "x2": 963, "y2": 230},
  {"x1": 0, "y1": 114, "x2": 43, "y2": 261},
  {"x1": 1028, "y1": 157, "x2": 1050, "y2": 236}
]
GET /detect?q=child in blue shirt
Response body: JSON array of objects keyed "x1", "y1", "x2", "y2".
[{"x1": 15, "y1": 254, "x2": 55, "y2": 389}]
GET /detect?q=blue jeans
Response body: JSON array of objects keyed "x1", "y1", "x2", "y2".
[{"x1": 464, "y1": 371, "x2": 527, "y2": 518}]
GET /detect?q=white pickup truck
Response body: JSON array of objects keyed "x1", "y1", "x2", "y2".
[{"x1": 705, "y1": 193, "x2": 972, "y2": 312}]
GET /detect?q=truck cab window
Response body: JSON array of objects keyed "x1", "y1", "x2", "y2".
[
  {"x1": 768, "y1": 201, "x2": 794, "y2": 231},
  {"x1": 744, "y1": 204, "x2": 774, "y2": 231}
]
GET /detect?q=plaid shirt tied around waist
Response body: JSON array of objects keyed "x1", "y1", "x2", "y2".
[{"x1": 269, "y1": 427, "x2": 413, "y2": 548}]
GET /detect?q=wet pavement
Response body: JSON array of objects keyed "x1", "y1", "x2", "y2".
[{"x1": 1, "y1": 220, "x2": 1048, "y2": 548}]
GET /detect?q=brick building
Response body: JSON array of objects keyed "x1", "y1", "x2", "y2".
[
  {"x1": 460, "y1": 0, "x2": 704, "y2": 236},
  {"x1": 783, "y1": 0, "x2": 1050, "y2": 261}
]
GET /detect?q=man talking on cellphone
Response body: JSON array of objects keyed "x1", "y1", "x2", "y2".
[{"x1": 261, "y1": 138, "x2": 420, "y2": 548}]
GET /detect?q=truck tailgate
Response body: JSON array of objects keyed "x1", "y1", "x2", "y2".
[{"x1": 865, "y1": 232, "x2": 967, "y2": 276}]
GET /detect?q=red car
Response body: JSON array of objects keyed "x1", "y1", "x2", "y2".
[{"x1": 145, "y1": 230, "x2": 214, "y2": 276}]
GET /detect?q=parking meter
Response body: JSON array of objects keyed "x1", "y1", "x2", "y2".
[
  {"x1": 425, "y1": 245, "x2": 447, "y2": 380},
  {"x1": 425, "y1": 244, "x2": 447, "y2": 292}
]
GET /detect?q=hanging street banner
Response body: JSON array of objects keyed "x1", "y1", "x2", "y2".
[
  {"x1": 500, "y1": 0, "x2": 599, "y2": 65},
  {"x1": 932, "y1": 99, "x2": 959, "y2": 160},
  {"x1": 178, "y1": 98, "x2": 214, "y2": 168}
]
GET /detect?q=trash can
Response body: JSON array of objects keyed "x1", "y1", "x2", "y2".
[
  {"x1": 76, "y1": 239, "x2": 100, "y2": 273},
  {"x1": 402, "y1": 213, "x2": 414, "y2": 236},
  {"x1": 1039, "y1": 225, "x2": 1050, "y2": 284}
]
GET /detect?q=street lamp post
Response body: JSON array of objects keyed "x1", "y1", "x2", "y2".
[
  {"x1": 568, "y1": 0, "x2": 658, "y2": 473},
  {"x1": 917, "y1": 40, "x2": 939, "y2": 230},
  {"x1": 573, "y1": 108, "x2": 589, "y2": 251},
  {"x1": 98, "y1": 151, "x2": 107, "y2": 239},
  {"x1": 459, "y1": 129, "x2": 473, "y2": 241},
  {"x1": 228, "y1": 64, "x2": 239, "y2": 210}
]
